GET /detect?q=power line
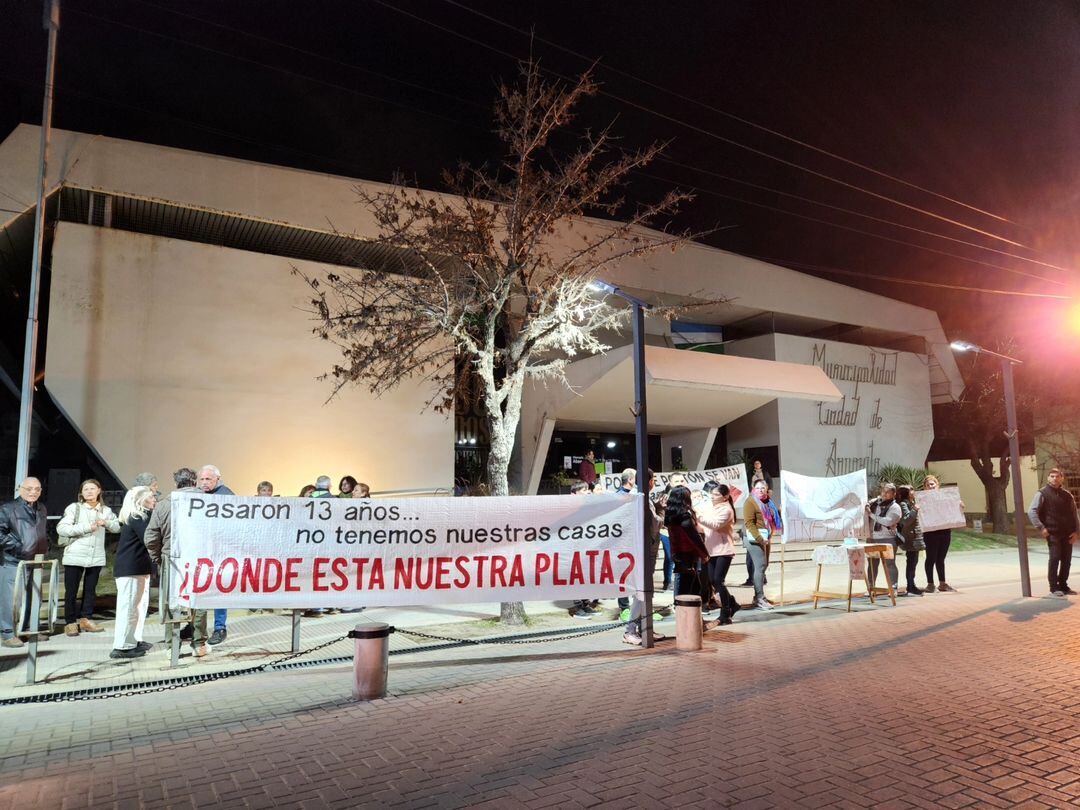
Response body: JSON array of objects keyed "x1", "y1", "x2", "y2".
[
  {"x1": 655, "y1": 156, "x2": 1072, "y2": 273},
  {"x1": 68, "y1": 0, "x2": 1064, "y2": 284},
  {"x1": 368, "y1": 0, "x2": 1034, "y2": 252},
  {"x1": 633, "y1": 168, "x2": 1067, "y2": 287},
  {"x1": 742, "y1": 254, "x2": 1071, "y2": 299},
  {"x1": 440, "y1": 0, "x2": 1016, "y2": 227}
]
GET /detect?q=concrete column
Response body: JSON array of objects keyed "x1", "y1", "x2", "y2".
[{"x1": 525, "y1": 416, "x2": 556, "y2": 495}]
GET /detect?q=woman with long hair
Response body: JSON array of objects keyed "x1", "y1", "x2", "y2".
[
  {"x1": 896, "y1": 485, "x2": 924, "y2": 596},
  {"x1": 57, "y1": 479, "x2": 120, "y2": 636},
  {"x1": 664, "y1": 485, "x2": 717, "y2": 631},
  {"x1": 697, "y1": 481, "x2": 740, "y2": 624},
  {"x1": 112, "y1": 486, "x2": 157, "y2": 658},
  {"x1": 922, "y1": 475, "x2": 961, "y2": 592}
]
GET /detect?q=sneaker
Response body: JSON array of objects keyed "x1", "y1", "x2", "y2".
[
  {"x1": 622, "y1": 631, "x2": 643, "y2": 645},
  {"x1": 1064, "y1": 588, "x2": 1078, "y2": 596},
  {"x1": 937, "y1": 583, "x2": 954, "y2": 592},
  {"x1": 618, "y1": 608, "x2": 630, "y2": 622},
  {"x1": 907, "y1": 585, "x2": 924, "y2": 596},
  {"x1": 109, "y1": 647, "x2": 146, "y2": 660},
  {"x1": 64, "y1": 622, "x2": 80, "y2": 637},
  {"x1": 192, "y1": 643, "x2": 210, "y2": 658},
  {"x1": 570, "y1": 608, "x2": 592, "y2": 619},
  {"x1": 702, "y1": 619, "x2": 720, "y2": 632},
  {"x1": 136, "y1": 641, "x2": 153, "y2": 652},
  {"x1": 924, "y1": 583, "x2": 936, "y2": 593},
  {"x1": 1, "y1": 637, "x2": 24, "y2": 648},
  {"x1": 179, "y1": 623, "x2": 194, "y2": 641},
  {"x1": 649, "y1": 631, "x2": 668, "y2": 642},
  {"x1": 208, "y1": 629, "x2": 227, "y2": 645},
  {"x1": 1051, "y1": 590, "x2": 1066, "y2": 598},
  {"x1": 754, "y1": 599, "x2": 773, "y2": 611},
  {"x1": 78, "y1": 618, "x2": 105, "y2": 633}
]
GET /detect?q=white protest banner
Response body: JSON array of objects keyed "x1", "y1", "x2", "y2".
[
  {"x1": 168, "y1": 492, "x2": 642, "y2": 609},
  {"x1": 598, "y1": 464, "x2": 750, "y2": 507},
  {"x1": 780, "y1": 469, "x2": 868, "y2": 543},
  {"x1": 914, "y1": 486, "x2": 966, "y2": 532}
]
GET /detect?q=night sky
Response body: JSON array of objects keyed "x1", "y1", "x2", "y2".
[{"x1": 2, "y1": 0, "x2": 1078, "y2": 380}]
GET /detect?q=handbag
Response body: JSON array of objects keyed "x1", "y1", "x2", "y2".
[{"x1": 57, "y1": 503, "x2": 80, "y2": 548}]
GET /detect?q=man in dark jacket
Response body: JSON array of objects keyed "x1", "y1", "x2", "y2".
[
  {"x1": 578, "y1": 450, "x2": 598, "y2": 492},
  {"x1": 1028, "y1": 468, "x2": 1080, "y2": 597},
  {"x1": 197, "y1": 465, "x2": 234, "y2": 643},
  {"x1": 145, "y1": 467, "x2": 209, "y2": 657},
  {"x1": 1, "y1": 478, "x2": 49, "y2": 648}
]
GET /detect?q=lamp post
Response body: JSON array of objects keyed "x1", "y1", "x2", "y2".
[
  {"x1": 590, "y1": 279, "x2": 654, "y2": 648},
  {"x1": 950, "y1": 340, "x2": 1032, "y2": 597}
]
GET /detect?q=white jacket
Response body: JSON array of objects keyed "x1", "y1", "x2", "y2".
[{"x1": 57, "y1": 501, "x2": 120, "y2": 568}]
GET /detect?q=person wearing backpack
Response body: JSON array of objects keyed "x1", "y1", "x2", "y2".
[{"x1": 57, "y1": 479, "x2": 120, "y2": 636}]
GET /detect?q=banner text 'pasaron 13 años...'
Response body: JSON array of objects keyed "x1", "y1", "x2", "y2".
[{"x1": 169, "y1": 492, "x2": 643, "y2": 609}]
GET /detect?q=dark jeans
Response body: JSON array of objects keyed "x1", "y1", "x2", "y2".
[
  {"x1": 64, "y1": 564, "x2": 102, "y2": 624},
  {"x1": 707, "y1": 555, "x2": 737, "y2": 618},
  {"x1": 923, "y1": 529, "x2": 952, "y2": 584},
  {"x1": 746, "y1": 542, "x2": 768, "y2": 600},
  {"x1": 905, "y1": 548, "x2": 921, "y2": 589},
  {"x1": 673, "y1": 559, "x2": 702, "y2": 598},
  {"x1": 1047, "y1": 535, "x2": 1074, "y2": 592},
  {"x1": 659, "y1": 533, "x2": 673, "y2": 589},
  {"x1": 0, "y1": 560, "x2": 35, "y2": 640}
]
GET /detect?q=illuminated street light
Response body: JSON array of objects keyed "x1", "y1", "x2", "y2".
[
  {"x1": 590, "y1": 277, "x2": 654, "y2": 647},
  {"x1": 950, "y1": 339, "x2": 1030, "y2": 596}
]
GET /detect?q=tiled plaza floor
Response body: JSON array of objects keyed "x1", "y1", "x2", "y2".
[{"x1": 1, "y1": 548, "x2": 1077, "y2": 808}]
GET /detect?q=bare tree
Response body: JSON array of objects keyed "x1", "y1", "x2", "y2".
[
  {"x1": 297, "y1": 61, "x2": 692, "y2": 624},
  {"x1": 935, "y1": 345, "x2": 1037, "y2": 533}
]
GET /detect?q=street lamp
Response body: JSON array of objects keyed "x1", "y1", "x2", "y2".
[
  {"x1": 590, "y1": 279, "x2": 654, "y2": 647},
  {"x1": 950, "y1": 340, "x2": 1032, "y2": 596}
]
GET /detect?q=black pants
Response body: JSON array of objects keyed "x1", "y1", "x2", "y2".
[
  {"x1": 64, "y1": 565, "x2": 102, "y2": 624},
  {"x1": 1047, "y1": 535, "x2": 1074, "y2": 592},
  {"x1": 905, "y1": 548, "x2": 921, "y2": 589},
  {"x1": 707, "y1": 555, "x2": 737, "y2": 618},
  {"x1": 923, "y1": 530, "x2": 951, "y2": 584}
]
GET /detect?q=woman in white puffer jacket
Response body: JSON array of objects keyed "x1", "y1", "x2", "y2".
[{"x1": 57, "y1": 479, "x2": 120, "y2": 636}]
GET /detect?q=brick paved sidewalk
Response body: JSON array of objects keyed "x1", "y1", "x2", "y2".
[{"x1": 2, "y1": 575, "x2": 1079, "y2": 809}]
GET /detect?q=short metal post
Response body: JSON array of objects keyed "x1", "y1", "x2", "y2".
[
  {"x1": 349, "y1": 623, "x2": 394, "y2": 700},
  {"x1": 1002, "y1": 359, "x2": 1032, "y2": 597},
  {"x1": 674, "y1": 594, "x2": 703, "y2": 652},
  {"x1": 24, "y1": 555, "x2": 44, "y2": 684},
  {"x1": 291, "y1": 609, "x2": 301, "y2": 653}
]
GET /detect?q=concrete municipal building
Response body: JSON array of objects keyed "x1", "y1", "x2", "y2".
[{"x1": 0, "y1": 125, "x2": 965, "y2": 499}]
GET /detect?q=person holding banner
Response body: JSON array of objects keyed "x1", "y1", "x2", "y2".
[
  {"x1": 895, "y1": 486, "x2": 924, "y2": 596},
  {"x1": 866, "y1": 483, "x2": 902, "y2": 594},
  {"x1": 623, "y1": 470, "x2": 665, "y2": 646},
  {"x1": 743, "y1": 481, "x2": 774, "y2": 610},
  {"x1": 664, "y1": 485, "x2": 718, "y2": 632},
  {"x1": 922, "y1": 475, "x2": 960, "y2": 593},
  {"x1": 698, "y1": 481, "x2": 739, "y2": 625}
]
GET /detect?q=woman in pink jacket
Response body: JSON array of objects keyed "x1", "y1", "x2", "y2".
[{"x1": 697, "y1": 481, "x2": 740, "y2": 625}]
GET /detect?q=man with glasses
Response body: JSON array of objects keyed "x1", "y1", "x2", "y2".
[{"x1": 0, "y1": 478, "x2": 49, "y2": 648}]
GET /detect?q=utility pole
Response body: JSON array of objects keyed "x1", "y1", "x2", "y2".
[{"x1": 14, "y1": 0, "x2": 60, "y2": 485}]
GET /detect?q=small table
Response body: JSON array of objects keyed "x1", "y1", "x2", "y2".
[{"x1": 811, "y1": 543, "x2": 896, "y2": 612}]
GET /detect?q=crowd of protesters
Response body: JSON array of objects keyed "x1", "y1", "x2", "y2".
[{"x1": 1, "y1": 460, "x2": 1076, "y2": 655}]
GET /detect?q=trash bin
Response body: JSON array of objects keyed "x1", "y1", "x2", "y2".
[
  {"x1": 349, "y1": 623, "x2": 394, "y2": 700},
  {"x1": 674, "y1": 594, "x2": 703, "y2": 651}
]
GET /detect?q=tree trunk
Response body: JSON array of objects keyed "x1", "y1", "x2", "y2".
[
  {"x1": 985, "y1": 477, "x2": 1010, "y2": 536},
  {"x1": 487, "y1": 405, "x2": 527, "y2": 625}
]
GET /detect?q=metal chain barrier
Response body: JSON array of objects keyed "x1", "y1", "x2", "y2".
[{"x1": 0, "y1": 621, "x2": 624, "y2": 705}]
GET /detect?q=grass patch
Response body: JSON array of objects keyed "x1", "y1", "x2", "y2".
[{"x1": 950, "y1": 529, "x2": 1020, "y2": 551}]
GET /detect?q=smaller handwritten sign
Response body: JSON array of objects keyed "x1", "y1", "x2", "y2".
[{"x1": 914, "y1": 487, "x2": 966, "y2": 532}]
